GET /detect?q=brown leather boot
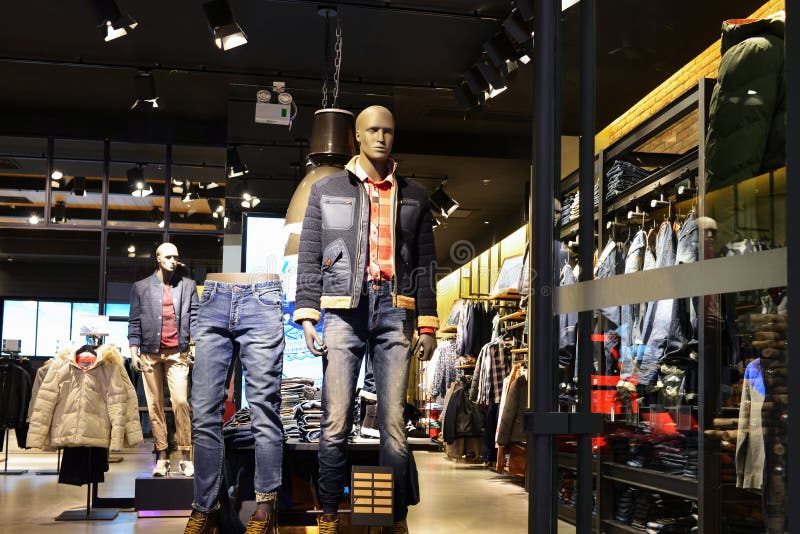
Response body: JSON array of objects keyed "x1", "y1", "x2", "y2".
[
  {"x1": 183, "y1": 509, "x2": 219, "y2": 534},
  {"x1": 244, "y1": 509, "x2": 278, "y2": 534}
]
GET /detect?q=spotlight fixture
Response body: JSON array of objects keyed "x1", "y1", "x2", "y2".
[
  {"x1": 131, "y1": 72, "x2": 159, "y2": 111},
  {"x1": 463, "y1": 66, "x2": 489, "y2": 96},
  {"x1": 72, "y1": 176, "x2": 87, "y2": 197},
  {"x1": 52, "y1": 201, "x2": 67, "y2": 223},
  {"x1": 91, "y1": 0, "x2": 138, "y2": 42},
  {"x1": 203, "y1": 0, "x2": 248, "y2": 51},
  {"x1": 484, "y1": 33, "x2": 518, "y2": 68},
  {"x1": 150, "y1": 206, "x2": 165, "y2": 228},
  {"x1": 477, "y1": 60, "x2": 506, "y2": 92},
  {"x1": 515, "y1": 0, "x2": 535, "y2": 21},
  {"x1": 208, "y1": 198, "x2": 226, "y2": 218},
  {"x1": 51, "y1": 169, "x2": 64, "y2": 188},
  {"x1": 200, "y1": 181, "x2": 221, "y2": 190},
  {"x1": 430, "y1": 185, "x2": 459, "y2": 219},
  {"x1": 215, "y1": 213, "x2": 230, "y2": 230},
  {"x1": 182, "y1": 183, "x2": 200, "y2": 203},
  {"x1": 432, "y1": 217, "x2": 442, "y2": 230},
  {"x1": 503, "y1": 9, "x2": 533, "y2": 45},
  {"x1": 127, "y1": 244, "x2": 136, "y2": 253},
  {"x1": 227, "y1": 147, "x2": 248, "y2": 178},
  {"x1": 241, "y1": 191, "x2": 260, "y2": 209},
  {"x1": 171, "y1": 177, "x2": 189, "y2": 195},
  {"x1": 453, "y1": 81, "x2": 481, "y2": 111},
  {"x1": 28, "y1": 213, "x2": 40, "y2": 225},
  {"x1": 127, "y1": 165, "x2": 152, "y2": 197}
]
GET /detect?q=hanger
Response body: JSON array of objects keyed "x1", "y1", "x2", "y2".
[{"x1": 76, "y1": 344, "x2": 98, "y2": 355}]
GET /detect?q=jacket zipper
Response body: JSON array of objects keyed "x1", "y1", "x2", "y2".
[{"x1": 351, "y1": 185, "x2": 366, "y2": 308}]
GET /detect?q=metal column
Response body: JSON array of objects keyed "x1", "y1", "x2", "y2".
[
  {"x1": 577, "y1": 1, "x2": 596, "y2": 533},
  {"x1": 529, "y1": 0, "x2": 559, "y2": 532}
]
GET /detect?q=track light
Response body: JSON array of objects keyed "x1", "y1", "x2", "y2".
[
  {"x1": 200, "y1": 181, "x2": 221, "y2": 190},
  {"x1": 515, "y1": 0, "x2": 535, "y2": 21},
  {"x1": 171, "y1": 177, "x2": 189, "y2": 195},
  {"x1": 28, "y1": 213, "x2": 40, "y2": 225},
  {"x1": 72, "y1": 176, "x2": 87, "y2": 196},
  {"x1": 91, "y1": 0, "x2": 138, "y2": 42},
  {"x1": 477, "y1": 60, "x2": 506, "y2": 92},
  {"x1": 453, "y1": 81, "x2": 480, "y2": 111},
  {"x1": 241, "y1": 191, "x2": 260, "y2": 209},
  {"x1": 208, "y1": 198, "x2": 226, "y2": 218},
  {"x1": 182, "y1": 182, "x2": 200, "y2": 202},
  {"x1": 464, "y1": 66, "x2": 489, "y2": 96},
  {"x1": 215, "y1": 213, "x2": 230, "y2": 230},
  {"x1": 503, "y1": 9, "x2": 533, "y2": 45},
  {"x1": 127, "y1": 165, "x2": 152, "y2": 197},
  {"x1": 227, "y1": 147, "x2": 248, "y2": 178},
  {"x1": 131, "y1": 72, "x2": 159, "y2": 111},
  {"x1": 150, "y1": 206, "x2": 165, "y2": 228},
  {"x1": 203, "y1": 0, "x2": 248, "y2": 51},
  {"x1": 52, "y1": 201, "x2": 67, "y2": 223},
  {"x1": 127, "y1": 244, "x2": 136, "y2": 257},
  {"x1": 51, "y1": 169, "x2": 64, "y2": 188},
  {"x1": 430, "y1": 185, "x2": 459, "y2": 219},
  {"x1": 484, "y1": 33, "x2": 518, "y2": 68}
]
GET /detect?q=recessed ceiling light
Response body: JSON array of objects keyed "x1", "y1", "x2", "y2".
[
  {"x1": 484, "y1": 220, "x2": 490, "y2": 225},
  {"x1": 482, "y1": 179, "x2": 492, "y2": 185}
]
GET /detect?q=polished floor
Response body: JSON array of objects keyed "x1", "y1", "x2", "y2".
[{"x1": 0, "y1": 440, "x2": 575, "y2": 534}]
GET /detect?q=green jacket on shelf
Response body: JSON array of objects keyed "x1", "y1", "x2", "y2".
[{"x1": 705, "y1": 11, "x2": 785, "y2": 191}]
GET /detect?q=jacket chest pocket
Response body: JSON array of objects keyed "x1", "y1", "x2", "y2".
[
  {"x1": 322, "y1": 238, "x2": 352, "y2": 294},
  {"x1": 399, "y1": 198, "x2": 419, "y2": 233},
  {"x1": 321, "y1": 196, "x2": 355, "y2": 231}
]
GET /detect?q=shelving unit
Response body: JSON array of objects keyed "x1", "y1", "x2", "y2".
[
  {"x1": 499, "y1": 310, "x2": 526, "y2": 323},
  {"x1": 556, "y1": 78, "x2": 715, "y2": 532}
]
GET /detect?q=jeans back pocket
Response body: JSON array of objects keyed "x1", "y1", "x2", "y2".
[{"x1": 321, "y1": 195, "x2": 355, "y2": 230}]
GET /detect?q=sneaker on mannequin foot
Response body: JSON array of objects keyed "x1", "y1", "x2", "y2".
[
  {"x1": 318, "y1": 513, "x2": 339, "y2": 534},
  {"x1": 152, "y1": 459, "x2": 169, "y2": 477},
  {"x1": 180, "y1": 460, "x2": 194, "y2": 477},
  {"x1": 184, "y1": 510, "x2": 219, "y2": 534}
]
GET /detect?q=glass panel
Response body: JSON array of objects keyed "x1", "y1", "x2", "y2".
[
  {"x1": 169, "y1": 145, "x2": 227, "y2": 231},
  {"x1": 107, "y1": 142, "x2": 166, "y2": 229},
  {"x1": 0, "y1": 136, "x2": 47, "y2": 225},
  {"x1": 51, "y1": 139, "x2": 104, "y2": 227},
  {"x1": 35, "y1": 301, "x2": 71, "y2": 356},
  {"x1": 167, "y1": 233, "x2": 224, "y2": 284},
  {"x1": 1, "y1": 300, "x2": 38, "y2": 356}
]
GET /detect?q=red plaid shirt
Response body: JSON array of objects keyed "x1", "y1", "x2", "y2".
[{"x1": 346, "y1": 156, "x2": 396, "y2": 281}]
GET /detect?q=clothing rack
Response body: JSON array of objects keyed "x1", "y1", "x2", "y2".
[
  {"x1": 35, "y1": 448, "x2": 62, "y2": 476},
  {"x1": 55, "y1": 335, "x2": 120, "y2": 521},
  {"x1": 1, "y1": 351, "x2": 29, "y2": 476}
]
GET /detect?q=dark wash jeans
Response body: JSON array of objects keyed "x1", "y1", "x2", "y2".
[
  {"x1": 190, "y1": 280, "x2": 285, "y2": 513},
  {"x1": 318, "y1": 281, "x2": 414, "y2": 520}
]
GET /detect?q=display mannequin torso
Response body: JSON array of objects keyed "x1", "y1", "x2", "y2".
[{"x1": 206, "y1": 272, "x2": 280, "y2": 284}]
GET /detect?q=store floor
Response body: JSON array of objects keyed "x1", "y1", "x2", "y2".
[{"x1": 0, "y1": 446, "x2": 575, "y2": 533}]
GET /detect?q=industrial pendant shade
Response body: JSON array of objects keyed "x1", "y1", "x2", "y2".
[
  {"x1": 307, "y1": 109, "x2": 356, "y2": 164},
  {"x1": 91, "y1": 0, "x2": 137, "y2": 42}
]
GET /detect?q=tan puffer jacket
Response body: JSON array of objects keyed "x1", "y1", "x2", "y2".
[{"x1": 27, "y1": 345, "x2": 143, "y2": 451}]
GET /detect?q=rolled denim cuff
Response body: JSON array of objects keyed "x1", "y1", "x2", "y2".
[{"x1": 256, "y1": 490, "x2": 278, "y2": 504}]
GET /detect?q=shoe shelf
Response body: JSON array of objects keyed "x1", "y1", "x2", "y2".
[
  {"x1": 601, "y1": 518, "x2": 642, "y2": 534},
  {"x1": 602, "y1": 462, "x2": 698, "y2": 501}
]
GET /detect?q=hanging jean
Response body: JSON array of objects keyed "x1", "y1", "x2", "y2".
[
  {"x1": 558, "y1": 263, "x2": 578, "y2": 377},
  {"x1": 638, "y1": 222, "x2": 677, "y2": 385},
  {"x1": 190, "y1": 280, "x2": 285, "y2": 513},
  {"x1": 594, "y1": 238, "x2": 622, "y2": 374},
  {"x1": 618, "y1": 230, "x2": 647, "y2": 377}
]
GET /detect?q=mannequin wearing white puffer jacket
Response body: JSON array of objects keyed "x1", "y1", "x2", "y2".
[{"x1": 28, "y1": 344, "x2": 143, "y2": 451}]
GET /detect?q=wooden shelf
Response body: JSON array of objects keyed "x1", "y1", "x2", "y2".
[
  {"x1": 511, "y1": 348, "x2": 529, "y2": 354},
  {"x1": 503, "y1": 322, "x2": 526, "y2": 331},
  {"x1": 455, "y1": 364, "x2": 476, "y2": 370},
  {"x1": 500, "y1": 310, "x2": 527, "y2": 323},
  {"x1": 440, "y1": 325, "x2": 457, "y2": 334},
  {"x1": 489, "y1": 289, "x2": 521, "y2": 301}
]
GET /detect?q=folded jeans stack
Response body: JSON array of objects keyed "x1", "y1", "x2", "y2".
[
  {"x1": 280, "y1": 378, "x2": 316, "y2": 440},
  {"x1": 615, "y1": 486, "x2": 640, "y2": 523},
  {"x1": 561, "y1": 193, "x2": 575, "y2": 225},
  {"x1": 222, "y1": 407, "x2": 255, "y2": 449},
  {"x1": 293, "y1": 400, "x2": 323, "y2": 443},
  {"x1": 606, "y1": 160, "x2": 649, "y2": 201}
]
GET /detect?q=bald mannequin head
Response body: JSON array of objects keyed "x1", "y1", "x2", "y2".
[
  {"x1": 355, "y1": 106, "x2": 395, "y2": 165},
  {"x1": 155, "y1": 242, "x2": 179, "y2": 276}
]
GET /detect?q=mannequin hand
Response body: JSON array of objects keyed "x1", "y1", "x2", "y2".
[
  {"x1": 302, "y1": 320, "x2": 327, "y2": 357},
  {"x1": 131, "y1": 353, "x2": 142, "y2": 372},
  {"x1": 413, "y1": 333, "x2": 437, "y2": 361}
]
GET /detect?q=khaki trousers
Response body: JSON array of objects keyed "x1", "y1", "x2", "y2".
[{"x1": 141, "y1": 350, "x2": 191, "y2": 452}]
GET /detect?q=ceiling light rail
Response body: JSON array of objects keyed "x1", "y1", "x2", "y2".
[{"x1": 263, "y1": 0, "x2": 504, "y2": 21}]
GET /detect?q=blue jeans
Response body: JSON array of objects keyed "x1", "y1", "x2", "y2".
[
  {"x1": 190, "y1": 280, "x2": 285, "y2": 513},
  {"x1": 318, "y1": 281, "x2": 413, "y2": 520}
]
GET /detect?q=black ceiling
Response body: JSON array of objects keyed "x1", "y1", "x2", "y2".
[{"x1": 0, "y1": 0, "x2": 767, "y2": 268}]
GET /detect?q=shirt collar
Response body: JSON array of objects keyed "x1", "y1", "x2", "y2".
[{"x1": 346, "y1": 155, "x2": 397, "y2": 184}]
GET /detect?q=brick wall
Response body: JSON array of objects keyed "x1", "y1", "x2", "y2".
[
  {"x1": 634, "y1": 110, "x2": 700, "y2": 157},
  {"x1": 597, "y1": 0, "x2": 785, "y2": 150}
]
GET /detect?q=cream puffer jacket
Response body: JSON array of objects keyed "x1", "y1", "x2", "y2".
[{"x1": 27, "y1": 345, "x2": 143, "y2": 451}]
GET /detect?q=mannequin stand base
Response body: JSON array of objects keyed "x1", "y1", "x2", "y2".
[
  {"x1": 55, "y1": 509, "x2": 119, "y2": 521},
  {"x1": 35, "y1": 469, "x2": 58, "y2": 475},
  {"x1": 0, "y1": 469, "x2": 28, "y2": 475}
]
